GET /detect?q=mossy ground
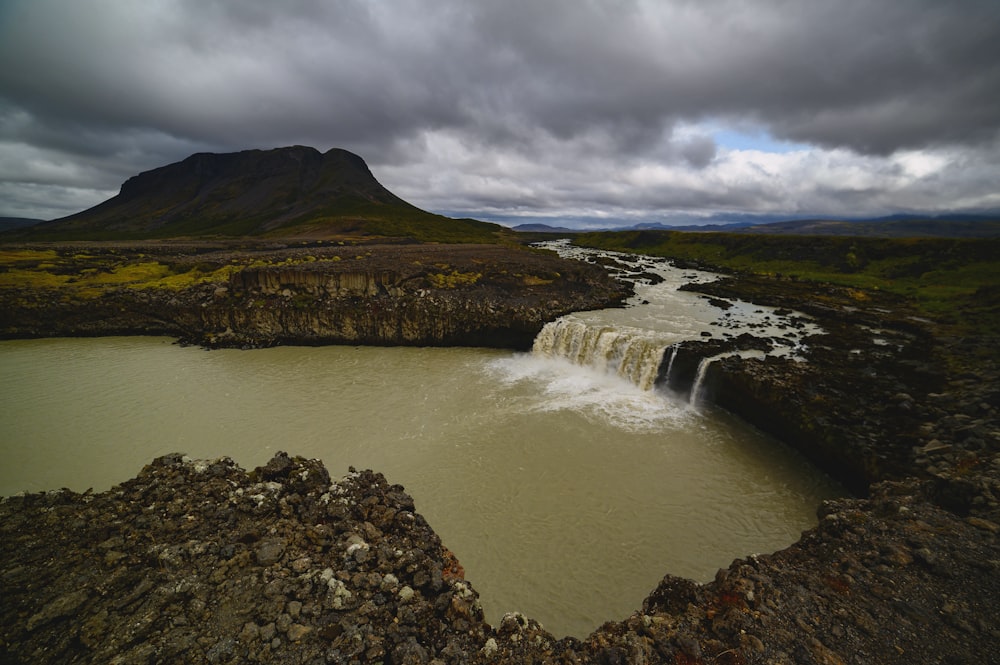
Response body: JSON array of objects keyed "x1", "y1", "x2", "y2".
[
  {"x1": 0, "y1": 242, "x2": 605, "y2": 306},
  {"x1": 0, "y1": 249, "x2": 238, "y2": 297}
]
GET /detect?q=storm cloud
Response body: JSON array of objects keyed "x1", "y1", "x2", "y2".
[{"x1": 2, "y1": 0, "x2": 998, "y2": 224}]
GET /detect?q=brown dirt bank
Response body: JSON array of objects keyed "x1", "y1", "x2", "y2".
[{"x1": 0, "y1": 241, "x2": 629, "y2": 349}]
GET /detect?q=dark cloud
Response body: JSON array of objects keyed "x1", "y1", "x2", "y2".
[{"x1": 1, "y1": 0, "x2": 998, "y2": 222}]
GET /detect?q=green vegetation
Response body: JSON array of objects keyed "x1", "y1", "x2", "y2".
[
  {"x1": 575, "y1": 230, "x2": 1000, "y2": 334},
  {"x1": 7, "y1": 195, "x2": 509, "y2": 245},
  {"x1": 426, "y1": 270, "x2": 482, "y2": 289},
  {"x1": 0, "y1": 249, "x2": 237, "y2": 297}
]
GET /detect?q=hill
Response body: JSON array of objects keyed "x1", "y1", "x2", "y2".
[
  {"x1": 0, "y1": 217, "x2": 44, "y2": 232},
  {"x1": 511, "y1": 216, "x2": 1000, "y2": 238},
  {"x1": 738, "y1": 216, "x2": 1000, "y2": 238},
  {"x1": 12, "y1": 147, "x2": 504, "y2": 243}
]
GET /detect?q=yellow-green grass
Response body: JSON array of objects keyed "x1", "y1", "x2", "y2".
[{"x1": 0, "y1": 254, "x2": 238, "y2": 295}]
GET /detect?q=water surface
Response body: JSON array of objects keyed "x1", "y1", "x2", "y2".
[{"x1": 0, "y1": 336, "x2": 842, "y2": 637}]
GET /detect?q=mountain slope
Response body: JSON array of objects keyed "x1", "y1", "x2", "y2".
[
  {"x1": 738, "y1": 216, "x2": 1000, "y2": 238},
  {"x1": 19, "y1": 147, "x2": 503, "y2": 242}
]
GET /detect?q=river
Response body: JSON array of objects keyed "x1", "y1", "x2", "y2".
[{"x1": 0, "y1": 244, "x2": 844, "y2": 638}]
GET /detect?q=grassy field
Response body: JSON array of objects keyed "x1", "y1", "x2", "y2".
[
  {"x1": 0, "y1": 248, "x2": 240, "y2": 298},
  {"x1": 573, "y1": 230, "x2": 1000, "y2": 335}
]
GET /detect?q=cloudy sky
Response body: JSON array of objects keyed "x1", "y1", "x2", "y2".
[{"x1": 2, "y1": 0, "x2": 999, "y2": 227}]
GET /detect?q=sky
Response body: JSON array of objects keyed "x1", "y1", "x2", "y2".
[{"x1": 1, "y1": 0, "x2": 999, "y2": 228}]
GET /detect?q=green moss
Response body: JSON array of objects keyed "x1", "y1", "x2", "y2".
[
  {"x1": 0, "y1": 249, "x2": 59, "y2": 264},
  {"x1": 426, "y1": 270, "x2": 482, "y2": 289},
  {"x1": 0, "y1": 268, "x2": 71, "y2": 288}
]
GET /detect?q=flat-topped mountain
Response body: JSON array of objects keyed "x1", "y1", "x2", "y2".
[{"x1": 19, "y1": 147, "x2": 502, "y2": 242}]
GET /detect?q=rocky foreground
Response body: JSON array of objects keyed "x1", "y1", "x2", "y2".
[
  {"x1": 2, "y1": 451, "x2": 998, "y2": 664},
  {"x1": 3, "y1": 245, "x2": 1000, "y2": 663}
]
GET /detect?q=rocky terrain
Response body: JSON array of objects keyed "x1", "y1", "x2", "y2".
[
  {"x1": 667, "y1": 275, "x2": 998, "y2": 496},
  {"x1": 0, "y1": 242, "x2": 629, "y2": 349},
  {"x1": 3, "y1": 452, "x2": 998, "y2": 664},
  {"x1": 2, "y1": 243, "x2": 999, "y2": 663}
]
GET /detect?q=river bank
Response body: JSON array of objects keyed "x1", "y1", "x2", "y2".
[
  {"x1": 0, "y1": 241, "x2": 629, "y2": 349},
  {"x1": 2, "y1": 240, "x2": 999, "y2": 663}
]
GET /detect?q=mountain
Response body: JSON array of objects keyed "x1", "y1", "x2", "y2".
[
  {"x1": 737, "y1": 215, "x2": 1000, "y2": 238},
  {"x1": 512, "y1": 215, "x2": 1000, "y2": 238},
  {"x1": 16, "y1": 147, "x2": 503, "y2": 242},
  {"x1": 511, "y1": 223, "x2": 579, "y2": 233},
  {"x1": 0, "y1": 217, "x2": 44, "y2": 232}
]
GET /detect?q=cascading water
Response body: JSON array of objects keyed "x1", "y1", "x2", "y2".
[
  {"x1": 689, "y1": 356, "x2": 715, "y2": 406},
  {"x1": 532, "y1": 319, "x2": 669, "y2": 391},
  {"x1": 663, "y1": 345, "x2": 678, "y2": 385},
  {"x1": 529, "y1": 240, "x2": 825, "y2": 406},
  {"x1": 0, "y1": 243, "x2": 841, "y2": 640}
]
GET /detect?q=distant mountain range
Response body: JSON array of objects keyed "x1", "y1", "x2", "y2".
[
  {"x1": 5, "y1": 148, "x2": 997, "y2": 241},
  {"x1": 9, "y1": 147, "x2": 502, "y2": 242},
  {"x1": 513, "y1": 214, "x2": 1000, "y2": 238}
]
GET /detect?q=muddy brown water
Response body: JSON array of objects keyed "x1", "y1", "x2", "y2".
[{"x1": 0, "y1": 245, "x2": 844, "y2": 638}]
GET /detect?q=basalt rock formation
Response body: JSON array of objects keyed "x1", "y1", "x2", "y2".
[
  {"x1": 666, "y1": 275, "x2": 992, "y2": 497},
  {"x1": 0, "y1": 243, "x2": 629, "y2": 349}
]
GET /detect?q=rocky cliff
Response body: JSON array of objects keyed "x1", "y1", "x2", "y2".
[
  {"x1": 0, "y1": 243, "x2": 629, "y2": 349},
  {"x1": 664, "y1": 275, "x2": 992, "y2": 498}
]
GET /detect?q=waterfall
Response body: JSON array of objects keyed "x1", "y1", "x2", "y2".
[
  {"x1": 689, "y1": 356, "x2": 714, "y2": 406},
  {"x1": 532, "y1": 318, "x2": 668, "y2": 391},
  {"x1": 689, "y1": 352, "x2": 756, "y2": 406},
  {"x1": 663, "y1": 345, "x2": 678, "y2": 386}
]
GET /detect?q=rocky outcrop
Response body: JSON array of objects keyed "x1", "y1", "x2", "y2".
[
  {"x1": 232, "y1": 267, "x2": 408, "y2": 298},
  {"x1": 663, "y1": 276, "x2": 973, "y2": 495},
  {"x1": 1, "y1": 454, "x2": 494, "y2": 663},
  {"x1": 3, "y1": 453, "x2": 998, "y2": 664},
  {"x1": 0, "y1": 243, "x2": 630, "y2": 349}
]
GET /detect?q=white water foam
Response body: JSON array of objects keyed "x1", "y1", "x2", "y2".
[
  {"x1": 690, "y1": 356, "x2": 714, "y2": 406},
  {"x1": 663, "y1": 345, "x2": 678, "y2": 385},
  {"x1": 486, "y1": 353, "x2": 690, "y2": 433}
]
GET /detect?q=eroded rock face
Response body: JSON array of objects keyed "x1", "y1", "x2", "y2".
[
  {"x1": 664, "y1": 274, "x2": 995, "y2": 497},
  {"x1": 0, "y1": 243, "x2": 630, "y2": 349}
]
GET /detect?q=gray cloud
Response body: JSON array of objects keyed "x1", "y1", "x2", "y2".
[{"x1": 1, "y1": 0, "x2": 998, "y2": 223}]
